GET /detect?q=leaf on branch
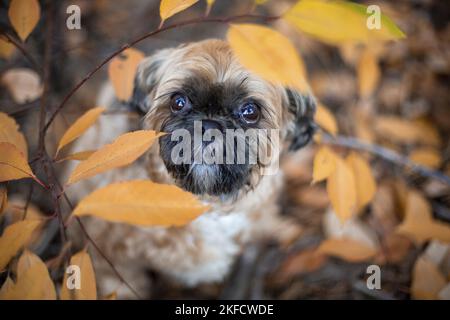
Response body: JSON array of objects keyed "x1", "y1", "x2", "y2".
[
  {"x1": 56, "y1": 150, "x2": 96, "y2": 163},
  {"x1": 284, "y1": 0, "x2": 405, "y2": 45},
  {"x1": 8, "y1": 0, "x2": 41, "y2": 41},
  {"x1": 227, "y1": 24, "x2": 308, "y2": 92},
  {"x1": 0, "y1": 112, "x2": 28, "y2": 160},
  {"x1": 316, "y1": 238, "x2": 377, "y2": 262},
  {"x1": 160, "y1": 0, "x2": 199, "y2": 22},
  {"x1": 397, "y1": 191, "x2": 450, "y2": 244},
  {"x1": 358, "y1": 48, "x2": 380, "y2": 98},
  {"x1": 346, "y1": 152, "x2": 376, "y2": 212},
  {"x1": 108, "y1": 48, "x2": 145, "y2": 101},
  {"x1": 0, "y1": 250, "x2": 56, "y2": 300},
  {"x1": 0, "y1": 142, "x2": 37, "y2": 184},
  {"x1": 312, "y1": 146, "x2": 337, "y2": 184},
  {"x1": 0, "y1": 185, "x2": 7, "y2": 217},
  {"x1": 60, "y1": 250, "x2": 97, "y2": 300},
  {"x1": 73, "y1": 180, "x2": 208, "y2": 227},
  {"x1": 66, "y1": 130, "x2": 163, "y2": 185},
  {"x1": 315, "y1": 104, "x2": 338, "y2": 135},
  {"x1": 0, "y1": 219, "x2": 41, "y2": 271},
  {"x1": 409, "y1": 147, "x2": 442, "y2": 169},
  {"x1": 326, "y1": 157, "x2": 357, "y2": 222},
  {"x1": 1, "y1": 68, "x2": 43, "y2": 104},
  {"x1": 0, "y1": 36, "x2": 15, "y2": 58},
  {"x1": 56, "y1": 107, "x2": 105, "y2": 156},
  {"x1": 411, "y1": 256, "x2": 446, "y2": 299}
]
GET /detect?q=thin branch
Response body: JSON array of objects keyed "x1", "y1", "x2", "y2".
[
  {"x1": 43, "y1": 13, "x2": 280, "y2": 133},
  {"x1": 321, "y1": 133, "x2": 450, "y2": 186},
  {"x1": 0, "y1": 32, "x2": 43, "y2": 73}
]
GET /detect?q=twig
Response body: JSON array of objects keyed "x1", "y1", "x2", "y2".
[
  {"x1": 321, "y1": 133, "x2": 450, "y2": 186},
  {"x1": 0, "y1": 32, "x2": 43, "y2": 73},
  {"x1": 43, "y1": 13, "x2": 280, "y2": 133}
]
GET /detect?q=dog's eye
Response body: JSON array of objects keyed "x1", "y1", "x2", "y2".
[
  {"x1": 171, "y1": 94, "x2": 190, "y2": 113},
  {"x1": 239, "y1": 102, "x2": 260, "y2": 124}
]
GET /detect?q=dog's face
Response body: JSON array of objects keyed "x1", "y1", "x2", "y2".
[{"x1": 131, "y1": 40, "x2": 315, "y2": 198}]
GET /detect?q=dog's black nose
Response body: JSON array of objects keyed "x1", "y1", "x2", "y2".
[{"x1": 201, "y1": 119, "x2": 222, "y2": 134}]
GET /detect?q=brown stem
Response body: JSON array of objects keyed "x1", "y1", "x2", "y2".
[
  {"x1": 0, "y1": 32, "x2": 43, "y2": 74},
  {"x1": 43, "y1": 13, "x2": 280, "y2": 133},
  {"x1": 321, "y1": 133, "x2": 450, "y2": 185}
]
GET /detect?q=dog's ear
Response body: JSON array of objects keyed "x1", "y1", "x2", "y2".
[
  {"x1": 284, "y1": 88, "x2": 317, "y2": 151},
  {"x1": 129, "y1": 48, "x2": 173, "y2": 115}
]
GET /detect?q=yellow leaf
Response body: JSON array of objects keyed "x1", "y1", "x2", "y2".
[
  {"x1": 56, "y1": 107, "x2": 105, "y2": 156},
  {"x1": 8, "y1": 0, "x2": 41, "y2": 41},
  {"x1": 73, "y1": 180, "x2": 208, "y2": 227},
  {"x1": 0, "y1": 142, "x2": 36, "y2": 183},
  {"x1": 374, "y1": 116, "x2": 441, "y2": 146},
  {"x1": 284, "y1": 0, "x2": 405, "y2": 45},
  {"x1": 108, "y1": 48, "x2": 145, "y2": 101},
  {"x1": 312, "y1": 146, "x2": 337, "y2": 183},
  {"x1": 160, "y1": 0, "x2": 199, "y2": 22},
  {"x1": 346, "y1": 152, "x2": 376, "y2": 211},
  {"x1": 205, "y1": 0, "x2": 215, "y2": 15},
  {"x1": 56, "y1": 150, "x2": 96, "y2": 163},
  {"x1": 227, "y1": 24, "x2": 308, "y2": 92},
  {"x1": 409, "y1": 148, "x2": 442, "y2": 169},
  {"x1": 61, "y1": 250, "x2": 97, "y2": 300},
  {"x1": 0, "y1": 184, "x2": 7, "y2": 216},
  {"x1": 254, "y1": 0, "x2": 268, "y2": 5},
  {"x1": 0, "y1": 112, "x2": 28, "y2": 160},
  {"x1": 397, "y1": 191, "x2": 450, "y2": 244},
  {"x1": 317, "y1": 238, "x2": 377, "y2": 262},
  {"x1": 1, "y1": 68, "x2": 43, "y2": 104},
  {"x1": 411, "y1": 257, "x2": 446, "y2": 300},
  {"x1": 0, "y1": 220, "x2": 41, "y2": 271},
  {"x1": 315, "y1": 104, "x2": 338, "y2": 135},
  {"x1": 326, "y1": 157, "x2": 357, "y2": 222},
  {"x1": 0, "y1": 250, "x2": 56, "y2": 300},
  {"x1": 0, "y1": 36, "x2": 15, "y2": 58},
  {"x1": 358, "y1": 48, "x2": 380, "y2": 98},
  {"x1": 67, "y1": 130, "x2": 162, "y2": 185}
]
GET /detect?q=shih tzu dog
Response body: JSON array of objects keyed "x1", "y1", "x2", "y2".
[{"x1": 65, "y1": 39, "x2": 315, "y2": 298}]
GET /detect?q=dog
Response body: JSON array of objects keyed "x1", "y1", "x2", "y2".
[{"x1": 65, "y1": 39, "x2": 316, "y2": 298}]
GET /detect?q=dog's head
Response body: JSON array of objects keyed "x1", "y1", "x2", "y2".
[{"x1": 131, "y1": 40, "x2": 315, "y2": 197}]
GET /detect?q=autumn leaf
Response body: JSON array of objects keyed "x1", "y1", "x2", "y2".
[
  {"x1": 397, "y1": 191, "x2": 450, "y2": 243},
  {"x1": 0, "y1": 185, "x2": 7, "y2": 216},
  {"x1": 227, "y1": 24, "x2": 308, "y2": 92},
  {"x1": 8, "y1": 0, "x2": 41, "y2": 41},
  {"x1": 1, "y1": 68, "x2": 43, "y2": 104},
  {"x1": 67, "y1": 130, "x2": 162, "y2": 185},
  {"x1": 312, "y1": 146, "x2": 337, "y2": 184},
  {"x1": 56, "y1": 150, "x2": 96, "y2": 163},
  {"x1": 409, "y1": 147, "x2": 442, "y2": 169},
  {"x1": 160, "y1": 0, "x2": 199, "y2": 23},
  {"x1": 108, "y1": 48, "x2": 145, "y2": 101},
  {"x1": 326, "y1": 157, "x2": 357, "y2": 222},
  {"x1": 0, "y1": 36, "x2": 15, "y2": 58},
  {"x1": 205, "y1": 0, "x2": 215, "y2": 15},
  {"x1": 411, "y1": 256, "x2": 446, "y2": 299},
  {"x1": 315, "y1": 104, "x2": 338, "y2": 135},
  {"x1": 73, "y1": 180, "x2": 208, "y2": 227},
  {"x1": 0, "y1": 250, "x2": 56, "y2": 300},
  {"x1": 61, "y1": 250, "x2": 97, "y2": 300},
  {"x1": 358, "y1": 48, "x2": 380, "y2": 98},
  {"x1": 346, "y1": 152, "x2": 376, "y2": 211},
  {"x1": 0, "y1": 112, "x2": 28, "y2": 160},
  {"x1": 0, "y1": 142, "x2": 38, "y2": 184},
  {"x1": 317, "y1": 238, "x2": 377, "y2": 262},
  {"x1": 56, "y1": 107, "x2": 105, "y2": 156},
  {"x1": 0, "y1": 219, "x2": 41, "y2": 271},
  {"x1": 284, "y1": 0, "x2": 405, "y2": 45}
]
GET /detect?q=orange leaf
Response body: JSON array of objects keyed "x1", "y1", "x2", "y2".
[
  {"x1": 8, "y1": 0, "x2": 41, "y2": 41},
  {"x1": 73, "y1": 180, "x2": 208, "y2": 227},
  {"x1": 358, "y1": 48, "x2": 380, "y2": 98},
  {"x1": 0, "y1": 112, "x2": 28, "y2": 160},
  {"x1": 0, "y1": 36, "x2": 15, "y2": 58},
  {"x1": 160, "y1": 0, "x2": 199, "y2": 22},
  {"x1": 411, "y1": 256, "x2": 446, "y2": 299},
  {"x1": 60, "y1": 250, "x2": 97, "y2": 300},
  {"x1": 409, "y1": 147, "x2": 442, "y2": 169},
  {"x1": 317, "y1": 238, "x2": 377, "y2": 262},
  {"x1": 346, "y1": 152, "x2": 376, "y2": 211},
  {"x1": 108, "y1": 48, "x2": 145, "y2": 101},
  {"x1": 0, "y1": 142, "x2": 37, "y2": 183},
  {"x1": 56, "y1": 107, "x2": 105, "y2": 156},
  {"x1": 315, "y1": 104, "x2": 338, "y2": 135},
  {"x1": 0, "y1": 250, "x2": 56, "y2": 300},
  {"x1": 227, "y1": 24, "x2": 308, "y2": 92},
  {"x1": 312, "y1": 146, "x2": 337, "y2": 183},
  {"x1": 0, "y1": 220, "x2": 41, "y2": 271},
  {"x1": 56, "y1": 150, "x2": 96, "y2": 163},
  {"x1": 326, "y1": 157, "x2": 357, "y2": 222},
  {"x1": 0, "y1": 185, "x2": 7, "y2": 216}
]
